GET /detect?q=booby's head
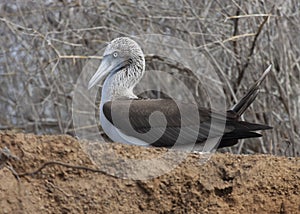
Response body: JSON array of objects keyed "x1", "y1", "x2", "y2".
[{"x1": 88, "y1": 37, "x2": 145, "y2": 99}]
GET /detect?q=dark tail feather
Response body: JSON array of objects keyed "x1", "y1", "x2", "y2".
[
  {"x1": 230, "y1": 65, "x2": 272, "y2": 117},
  {"x1": 236, "y1": 121, "x2": 273, "y2": 131},
  {"x1": 223, "y1": 131, "x2": 262, "y2": 141},
  {"x1": 219, "y1": 131, "x2": 261, "y2": 148}
]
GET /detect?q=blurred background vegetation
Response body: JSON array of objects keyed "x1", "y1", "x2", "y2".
[{"x1": 0, "y1": 0, "x2": 299, "y2": 156}]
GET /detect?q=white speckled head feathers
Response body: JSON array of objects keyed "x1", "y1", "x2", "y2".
[
  {"x1": 89, "y1": 37, "x2": 145, "y2": 100},
  {"x1": 104, "y1": 37, "x2": 144, "y2": 63}
]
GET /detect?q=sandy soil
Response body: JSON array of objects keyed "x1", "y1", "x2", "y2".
[{"x1": 0, "y1": 131, "x2": 299, "y2": 213}]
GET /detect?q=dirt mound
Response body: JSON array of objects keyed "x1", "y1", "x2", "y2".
[{"x1": 0, "y1": 131, "x2": 299, "y2": 213}]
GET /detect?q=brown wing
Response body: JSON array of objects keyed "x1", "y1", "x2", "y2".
[
  {"x1": 103, "y1": 99, "x2": 234, "y2": 129},
  {"x1": 102, "y1": 99, "x2": 271, "y2": 148}
]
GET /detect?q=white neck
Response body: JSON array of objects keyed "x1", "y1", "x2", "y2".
[
  {"x1": 100, "y1": 64, "x2": 144, "y2": 103},
  {"x1": 101, "y1": 74, "x2": 137, "y2": 103},
  {"x1": 99, "y1": 67, "x2": 149, "y2": 147}
]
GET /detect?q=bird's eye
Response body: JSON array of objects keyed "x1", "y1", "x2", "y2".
[{"x1": 113, "y1": 52, "x2": 118, "y2": 58}]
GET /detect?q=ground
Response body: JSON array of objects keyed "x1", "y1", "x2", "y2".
[{"x1": 0, "y1": 131, "x2": 299, "y2": 213}]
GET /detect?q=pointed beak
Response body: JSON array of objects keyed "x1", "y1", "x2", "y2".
[
  {"x1": 88, "y1": 55, "x2": 130, "y2": 90},
  {"x1": 88, "y1": 57, "x2": 112, "y2": 90}
]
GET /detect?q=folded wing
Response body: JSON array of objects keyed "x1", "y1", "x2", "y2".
[{"x1": 102, "y1": 99, "x2": 271, "y2": 148}]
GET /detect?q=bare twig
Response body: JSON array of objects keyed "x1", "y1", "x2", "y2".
[
  {"x1": 17, "y1": 160, "x2": 117, "y2": 178},
  {"x1": 236, "y1": 7, "x2": 274, "y2": 91}
]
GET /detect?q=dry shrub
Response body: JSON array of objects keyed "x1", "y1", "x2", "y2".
[{"x1": 0, "y1": 0, "x2": 299, "y2": 156}]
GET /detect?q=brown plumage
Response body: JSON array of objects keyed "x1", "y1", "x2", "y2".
[{"x1": 88, "y1": 37, "x2": 272, "y2": 150}]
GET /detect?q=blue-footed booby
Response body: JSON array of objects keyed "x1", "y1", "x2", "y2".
[{"x1": 88, "y1": 37, "x2": 272, "y2": 149}]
